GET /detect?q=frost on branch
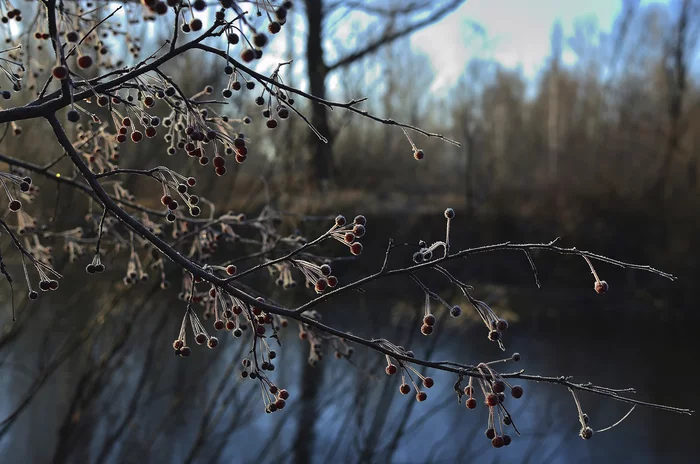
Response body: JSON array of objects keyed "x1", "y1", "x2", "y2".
[{"x1": 0, "y1": 0, "x2": 692, "y2": 453}]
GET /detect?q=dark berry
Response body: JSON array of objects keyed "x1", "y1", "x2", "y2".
[{"x1": 511, "y1": 385, "x2": 523, "y2": 399}]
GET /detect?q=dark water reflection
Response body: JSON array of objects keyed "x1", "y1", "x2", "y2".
[{"x1": 0, "y1": 285, "x2": 697, "y2": 464}]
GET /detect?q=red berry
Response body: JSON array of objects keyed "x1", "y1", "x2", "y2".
[
  {"x1": 226, "y1": 265, "x2": 237, "y2": 275},
  {"x1": 77, "y1": 55, "x2": 93, "y2": 69},
  {"x1": 278, "y1": 389, "x2": 289, "y2": 400},
  {"x1": 423, "y1": 314, "x2": 436, "y2": 326},
  {"x1": 595, "y1": 280, "x2": 609, "y2": 294},
  {"x1": 352, "y1": 224, "x2": 365, "y2": 237},
  {"x1": 492, "y1": 380, "x2": 506, "y2": 393},
  {"x1": 314, "y1": 279, "x2": 327, "y2": 293},
  {"x1": 422, "y1": 377, "x2": 434, "y2": 388},
  {"x1": 241, "y1": 48, "x2": 255, "y2": 62},
  {"x1": 399, "y1": 384, "x2": 410, "y2": 395},
  {"x1": 385, "y1": 364, "x2": 397, "y2": 375},
  {"x1": 413, "y1": 149, "x2": 424, "y2": 160},
  {"x1": 466, "y1": 398, "x2": 477, "y2": 409},
  {"x1": 420, "y1": 324, "x2": 433, "y2": 336},
  {"x1": 327, "y1": 275, "x2": 338, "y2": 288},
  {"x1": 350, "y1": 242, "x2": 363, "y2": 256},
  {"x1": 485, "y1": 393, "x2": 499, "y2": 407},
  {"x1": 131, "y1": 131, "x2": 143, "y2": 142},
  {"x1": 52, "y1": 65, "x2": 68, "y2": 80},
  {"x1": 268, "y1": 22, "x2": 281, "y2": 34},
  {"x1": 416, "y1": 391, "x2": 427, "y2": 402},
  {"x1": 195, "y1": 333, "x2": 207, "y2": 345},
  {"x1": 492, "y1": 436, "x2": 504, "y2": 448}
]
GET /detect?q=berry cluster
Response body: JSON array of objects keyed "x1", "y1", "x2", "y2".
[
  {"x1": 172, "y1": 306, "x2": 218, "y2": 358},
  {"x1": 0, "y1": 4, "x2": 22, "y2": 24},
  {"x1": 240, "y1": 357, "x2": 290, "y2": 414},
  {"x1": 21, "y1": 244, "x2": 62, "y2": 300},
  {"x1": 460, "y1": 360, "x2": 525, "y2": 448},
  {"x1": 289, "y1": 260, "x2": 338, "y2": 293},
  {"x1": 468, "y1": 299, "x2": 509, "y2": 346},
  {"x1": 375, "y1": 341, "x2": 434, "y2": 402},
  {"x1": 329, "y1": 214, "x2": 366, "y2": 256},
  {"x1": 176, "y1": 273, "x2": 288, "y2": 343},
  {"x1": 156, "y1": 169, "x2": 201, "y2": 221},
  {"x1": 0, "y1": 171, "x2": 32, "y2": 213},
  {"x1": 0, "y1": 44, "x2": 22, "y2": 99},
  {"x1": 253, "y1": 64, "x2": 296, "y2": 131},
  {"x1": 419, "y1": 290, "x2": 463, "y2": 336}
]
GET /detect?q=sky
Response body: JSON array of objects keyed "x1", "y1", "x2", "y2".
[{"x1": 409, "y1": 0, "x2": 666, "y2": 94}]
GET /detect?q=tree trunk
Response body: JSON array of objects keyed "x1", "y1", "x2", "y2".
[
  {"x1": 293, "y1": 358, "x2": 323, "y2": 464},
  {"x1": 304, "y1": 0, "x2": 334, "y2": 190}
]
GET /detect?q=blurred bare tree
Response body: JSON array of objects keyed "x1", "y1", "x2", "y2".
[{"x1": 300, "y1": 0, "x2": 467, "y2": 190}]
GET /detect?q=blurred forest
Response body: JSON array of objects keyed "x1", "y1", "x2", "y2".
[{"x1": 1, "y1": 1, "x2": 699, "y2": 463}]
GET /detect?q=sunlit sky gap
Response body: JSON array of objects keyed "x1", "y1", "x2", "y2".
[
  {"x1": 113, "y1": 1, "x2": 681, "y2": 101},
  {"x1": 412, "y1": 0, "x2": 628, "y2": 93},
  {"x1": 319, "y1": 0, "x2": 677, "y2": 98}
]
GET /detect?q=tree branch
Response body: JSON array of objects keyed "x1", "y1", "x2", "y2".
[{"x1": 327, "y1": 0, "x2": 466, "y2": 72}]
